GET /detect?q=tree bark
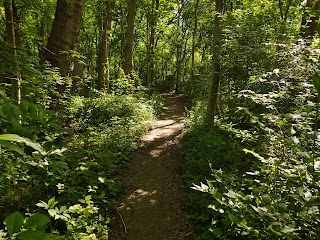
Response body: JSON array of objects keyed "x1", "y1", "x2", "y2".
[
  {"x1": 12, "y1": 0, "x2": 21, "y2": 49},
  {"x1": 97, "y1": 0, "x2": 115, "y2": 92},
  {"x1": 44, "y1": 0, "x2": 85, "y2": 93},
  {"x1": 123, "y1": 0, "x2": 137, "y2": 76},
  {"x1": 301, "y1": 0, "x2": 320, "y2": 38},
  {"x1": 278, "y1": 0, "x2": 284, "y2": 20},
  {"x1": 190, "y1": 0, "x2": 200, "y2": 95},
  {"x1": 175, "y1": 0, "x2": 182, "y2": 93},
  {"x1": 147, "y1": 0, "x2": 159, "y2": 90},
  {"x1": 206, "y1": 0, "x2": 224, "y2": 124},
  {"x1": 38, "y1": 11, "x2": 47, "y2": 63},
  {"x1": 4, "y1": 0, "x2": 20, "y2": 104}
]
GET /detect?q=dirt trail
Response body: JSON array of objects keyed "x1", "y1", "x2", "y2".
[{"x1": 110, "y1": 93, "x2": 192, "y2": 240}]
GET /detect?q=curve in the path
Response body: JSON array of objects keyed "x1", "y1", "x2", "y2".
[{"x1": 110, "y1": 93, "x2": 191, "y2": 240}]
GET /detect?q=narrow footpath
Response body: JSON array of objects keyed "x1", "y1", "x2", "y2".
[{"x1": 110, "y1": 93, "x2": 192, "y2": 240}]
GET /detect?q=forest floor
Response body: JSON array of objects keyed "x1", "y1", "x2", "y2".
[{"x1": 110, "y1": 93, "x2": 193, "y2": 240}]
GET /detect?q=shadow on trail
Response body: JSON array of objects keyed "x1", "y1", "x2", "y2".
[{"x1": 110, "y1": 93, "x2": 192, "y2": 240}]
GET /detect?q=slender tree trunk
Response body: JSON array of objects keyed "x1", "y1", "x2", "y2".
[
  {"x1": 175, "y1": 0, "x2": 182, "y2": 93},
  {"x1": 176, "y1": 46, "x2": 181, "y2": 93},
  {"x1": 278, "y1": 0, "x2": 292, "y2": 35},
  {"x1": 284, "y1": 0, "x2": 292, "y2": 21},
  {"x1": 12, "y1": 0, "x2": 21, "y2": 49},
  {"x1": 147, "y1": 0, "x2": 159, "y2": 90},
  {"x1": 44, "y1": 0, "x2": 85, "y2": 93},
  {"x1": 301, "y1": 0, "x2": 320, "y2": 38},
  {"x1": 190, "y1": 0, "x2": 200, "y2": 95},
  {"x1": 207, "y1": 0, "x2": 224, "y2": 124},
  {"x1": 98, "y1": 0, "x2": 115, "y2": 92},
  {"x1": 180, "y1": 23, "x2": 189, "y2": 87},
  {"x1": 147, "y1": 12, "x2": 151, "y2": 87},
  {"x1": 4, "y1": 0, "x2": 20, "y2": 104},
  {"x1": 38, "y1": 11, "x2": 47, "y2": 63},
  {"x1": 123, "y1": 0, "x2": 137, "y2": 76},
  {"x1": 278, "y1": 0, "x2": 284, "y2": 20}
]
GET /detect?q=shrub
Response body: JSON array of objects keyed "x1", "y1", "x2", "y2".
[{"x1": 183, "y1": 41, "x2": 320, "y2": 239}]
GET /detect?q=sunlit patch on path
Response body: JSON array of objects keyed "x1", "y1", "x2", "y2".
[{"x1": 110, "y1": 93, "x2": 191, "y2": 240}]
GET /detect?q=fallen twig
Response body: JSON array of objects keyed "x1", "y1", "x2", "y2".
[{"x1": 116, "y1": 208, "x2": 127, "y2": 234}]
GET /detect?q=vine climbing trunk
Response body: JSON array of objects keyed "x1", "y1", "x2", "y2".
[
  {"x1": 207, "y1": 0, "x2": 224, "y2": 124},
  {"x1": 44, "y1": 0, "x2": 85, "y2": 93},
  {"x1": 123, "y1": 0, "x2": 137, "y2": 77},
  {"x1": 4, "y1": 0, "x2": 20, "y2": 104},
  {"x1": 97, "y1": 0, "x2": 115, "y2": 92}
]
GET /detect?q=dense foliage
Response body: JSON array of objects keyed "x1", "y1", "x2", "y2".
[
  {"x1": 1, "y1": 0, "x2": 320, "y2": 238},
  {"x1": 0, "y1": 93, "x2": 158, "y2": 239},
  {"x1": 182, "y1": 2, "x2": 320, "y2": 239}
]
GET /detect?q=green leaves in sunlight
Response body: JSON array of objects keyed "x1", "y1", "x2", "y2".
[
  {"x1": 313, "y1": 74, "x2": 320, "y2": 93},
  {"x1": 5, "y1": 212, "x2": 24, "y2": 236},
  {"x1": 4, "y1": 212, "x2": 60, "y2": 240},
  {"x1": 0, "y1": 134, "x2": 44, "y2": 155}
]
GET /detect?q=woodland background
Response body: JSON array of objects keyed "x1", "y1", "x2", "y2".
[{"x1": 0, "y1": 0, "x2": 320, "y2": 239}]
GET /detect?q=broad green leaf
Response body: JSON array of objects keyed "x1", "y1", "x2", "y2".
[
  {"x1": 25, "y1": 214, "x2": 50, "y2": 229},
  {"x1": 19, "y1": 100, "x2": 30, "y2": 118},
  {"x1": 227, "y1": 211, "x2": 240, "y2": 224},
  {"x1": 98, "y1": 177, "x2": 105, "y2": 183},
  {"x1": 3, "y1": 103, "x2": 20, "y2": 118},
  {"x1": 250, "y1": 204, "x2": 260, "y2": 213},
  {"x1": 5, "y1": 211, "x2": 24, "y2": 235},
  {"x1": 48, "y1": 209, "x2": 56, "y2": 217},
  {"x1": 0, "y1": 107, "x2": 6, "y2": 119},
  {"x1": 0, "y1": 134, "x2": 44, "y2": 154},
  {"x1": 50, "y1": 161, "x2": 69, "y2": 173},
  {"x1": 0, "y1": 140, "x2": 25, "y2": 155},
  {"x1": 29, "y1": 104, "x2": 39, "y2": 123},
  {"x1": 8, "y1": 117, "x2": 21, "y2": 129},
  {"x1": 268, "y1": 222, "x2": 282, "y2": 236},
  {"x1": 312, "y1": 74, "x2": 320, "y2": 93},
  {"x1": 36, "y1": 201, "x2": 48, "y2": 208},
  {"x1": 17, "y1": 230, "x2": 56, "y2": 240},
  {"x1": 224, "y1": 190, "x2": 240, "y2": 199},
  {"x1": 212, "y1": 228, "x2": 223, "y2": 237},
  {"x1": 281, "y1": 226, "x2": 297, "y2": 233},
  {"x1": 48, "y1": 197, "x2": 57, "y2": 208}
]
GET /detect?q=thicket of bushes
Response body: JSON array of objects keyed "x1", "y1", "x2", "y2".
[
  {"x1": 182, "y1": 5, "x2": 320, "y2": 238},
  {"x1": 0, "y1": 92, "x2": 159, "y2": 239}
]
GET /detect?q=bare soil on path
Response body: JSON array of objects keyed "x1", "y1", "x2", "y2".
[{"x1": 110, "y1": 93, "x2": 192, "y2": 240}]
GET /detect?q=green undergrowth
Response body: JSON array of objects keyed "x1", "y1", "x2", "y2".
[
  {"x1": 0, "y1": 93, "x2": 160, "y2": 239},
  {"x1": 183, "y1": 42, "x2": 320, "y2": 240}
]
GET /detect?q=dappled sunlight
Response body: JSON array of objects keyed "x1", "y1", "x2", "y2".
[
  {"x1": 113, "y1": 94, "x2": 189, "y2": 239},
  {"x1": 148, "y1": 139, "x2": 177, "y2": 157},
  {"x1": 152, "y1": 119, "x2": 176, "y2": 128},
  {"x1": 119, "y1": 189, "x2": 158, "y2": 208},
  {"x1": 142, "y1": 119, "x2": 185, "y2": 142}
]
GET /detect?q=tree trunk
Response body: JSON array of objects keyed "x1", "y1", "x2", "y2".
[
  {"x1": 97, "y1": 0, "x2": 115, "y2": 92},
  {"x1": 38, "y1": 11, "x2": 47, "y2": 63},
  {"x1": 4, "y1": 0, "x2": 20, "y2": 104},
  {"x1": 301, "y1": 0, "x2": 320, "y2": 38},
  {"x1": 123, "y1": 0, "x2": 137, "y2": 76},
  {"x1": 147, "y1": 0, "x2": 159, "y2": 90},
  {"x1": 175, "y1": 0, "x2": 182, "y2": 93},
  {"x1": 206, "y1": 0, "x2": 224, "y2": 124},
  {"x1": 190, "y1": 0, "x2": 200, "y2": 95},
  {"x1": 12, "y1": 0, "x2": 21, "y2": 49},
  {"x1": 278, "y1": 0, "x2": 284, "y2": 20},
  {"x1": 44, "y1": 0, "x2": 85, "y2": 93},
  {"x1": 175, "y1": 46, "x2": 181, "y2": 93}
]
